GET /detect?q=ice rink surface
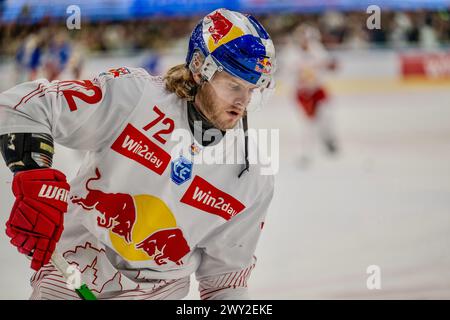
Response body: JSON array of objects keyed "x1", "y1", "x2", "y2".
[{"x1": 0, "y1": 50, "x2": 449, "y2": 299}]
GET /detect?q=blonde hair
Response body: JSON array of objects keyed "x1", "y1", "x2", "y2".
[{"x1": 164, "y1": 64, "x2": 197, "y2": 100}]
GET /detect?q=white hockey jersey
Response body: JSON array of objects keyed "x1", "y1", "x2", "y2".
[{"x1": 0, "y1": 67, "x2": 274, "y2": 300}]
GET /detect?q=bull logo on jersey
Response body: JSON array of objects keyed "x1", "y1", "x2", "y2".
[
  {"x1": 171, "y1": 155, "x2": 193, "y2": 185},
  {"x1": 72, "y1": 168, "x2": 190, "y2": 265},
  {"x1": 136, "y1": 228, "x2": 190, "y2": 266},
  {"x1": 72, "y1": 168, "x2": 136, "y2": 243}
]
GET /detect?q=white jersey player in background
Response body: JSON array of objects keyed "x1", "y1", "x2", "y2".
[
  {"x1": 292, "y1": 23, "x2": 339, "y2": 168},
  {"x1": 0, "y1": 8, "x2": 276, "y2": 300}
]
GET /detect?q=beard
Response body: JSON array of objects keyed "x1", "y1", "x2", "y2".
[{"x1": 195, "y1": 82, "x2": 241, "y2": 131}]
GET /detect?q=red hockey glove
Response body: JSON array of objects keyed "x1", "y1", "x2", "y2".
[{"x1": 5, "y1": 168, "x2": 70, "y2": 271}]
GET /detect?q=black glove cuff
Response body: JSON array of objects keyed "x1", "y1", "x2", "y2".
[{"x1": 0, "y1": 133, "x2": 54, "y2": 173}]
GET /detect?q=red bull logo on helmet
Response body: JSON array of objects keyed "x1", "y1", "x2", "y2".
[
  {"x1": 72, "y1": 168, "x2": 190, "y2": 264},
  {"x1": 255, "y1": 57, "x2": 272, "y2": 74},
  {"x1": 207, "y1": 11, "x2": 233, "y2": 44},
  {"x1": 205, "y1": 10, "x2": 245, "y2": 53}
]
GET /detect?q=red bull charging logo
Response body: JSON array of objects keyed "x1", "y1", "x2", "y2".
[
  {"x1": 135, "y1": 228, "x2": 189, "y2": 266},
  {"x1": 72, "y1": 168, "x2": 136, "y2": 243},
  {"x1": 255, "y1": 57, "x2": 272, "y2": 74},
  {"x1": 72, "y1": 168, "x2": 190, "y2": 264},
  {"x1": 207, "y1": 11, "x2": 233, "y2": 44},
  {"x1": 205, "y1": 10, "x2": 245, "y2": 53}
]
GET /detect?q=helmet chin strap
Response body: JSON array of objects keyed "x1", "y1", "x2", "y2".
[
  {"x1": 238, "y1": 113, "x2": 249, "y2": 178},
  {"x1": 187, "y1": 100, "x2": 225, "y2": 148}
]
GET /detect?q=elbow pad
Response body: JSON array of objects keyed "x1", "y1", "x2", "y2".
[{"x1": 0, "y1": 133, "x2": 54, "y2": 173}]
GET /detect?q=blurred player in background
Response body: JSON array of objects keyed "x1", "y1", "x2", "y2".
[
  {"x1": 141, "y1": 50, "x2": 162, "y2": 76},
  {"x1": 66, "y1": 36, "x2": 88, "y2": 79},
  {"x1": 42, "y1": 31, "x2": 72, "y2": 81},
  {"x1": 14, "y1": 31, "x2": 44, "y2": 83},
  {"x1": 14, "y1": 29, "x2": 83, "y2": 83},
  {"x1": 293, "y1": 23, "x2": 339, "y2": 167}
]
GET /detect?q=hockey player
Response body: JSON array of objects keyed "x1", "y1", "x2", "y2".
[
  {"x1": 14, "y1": 32, "x2": 44, "y2": 83},
  {"x1": 42, "y1": 31, "x2": 72, "y2": 81},
  {"x1": 293, "y1": 23, "x2": 338, "y2": 167},
  {"x1": 0, "y1": 8, "x2": 276, "y2": 300}
]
